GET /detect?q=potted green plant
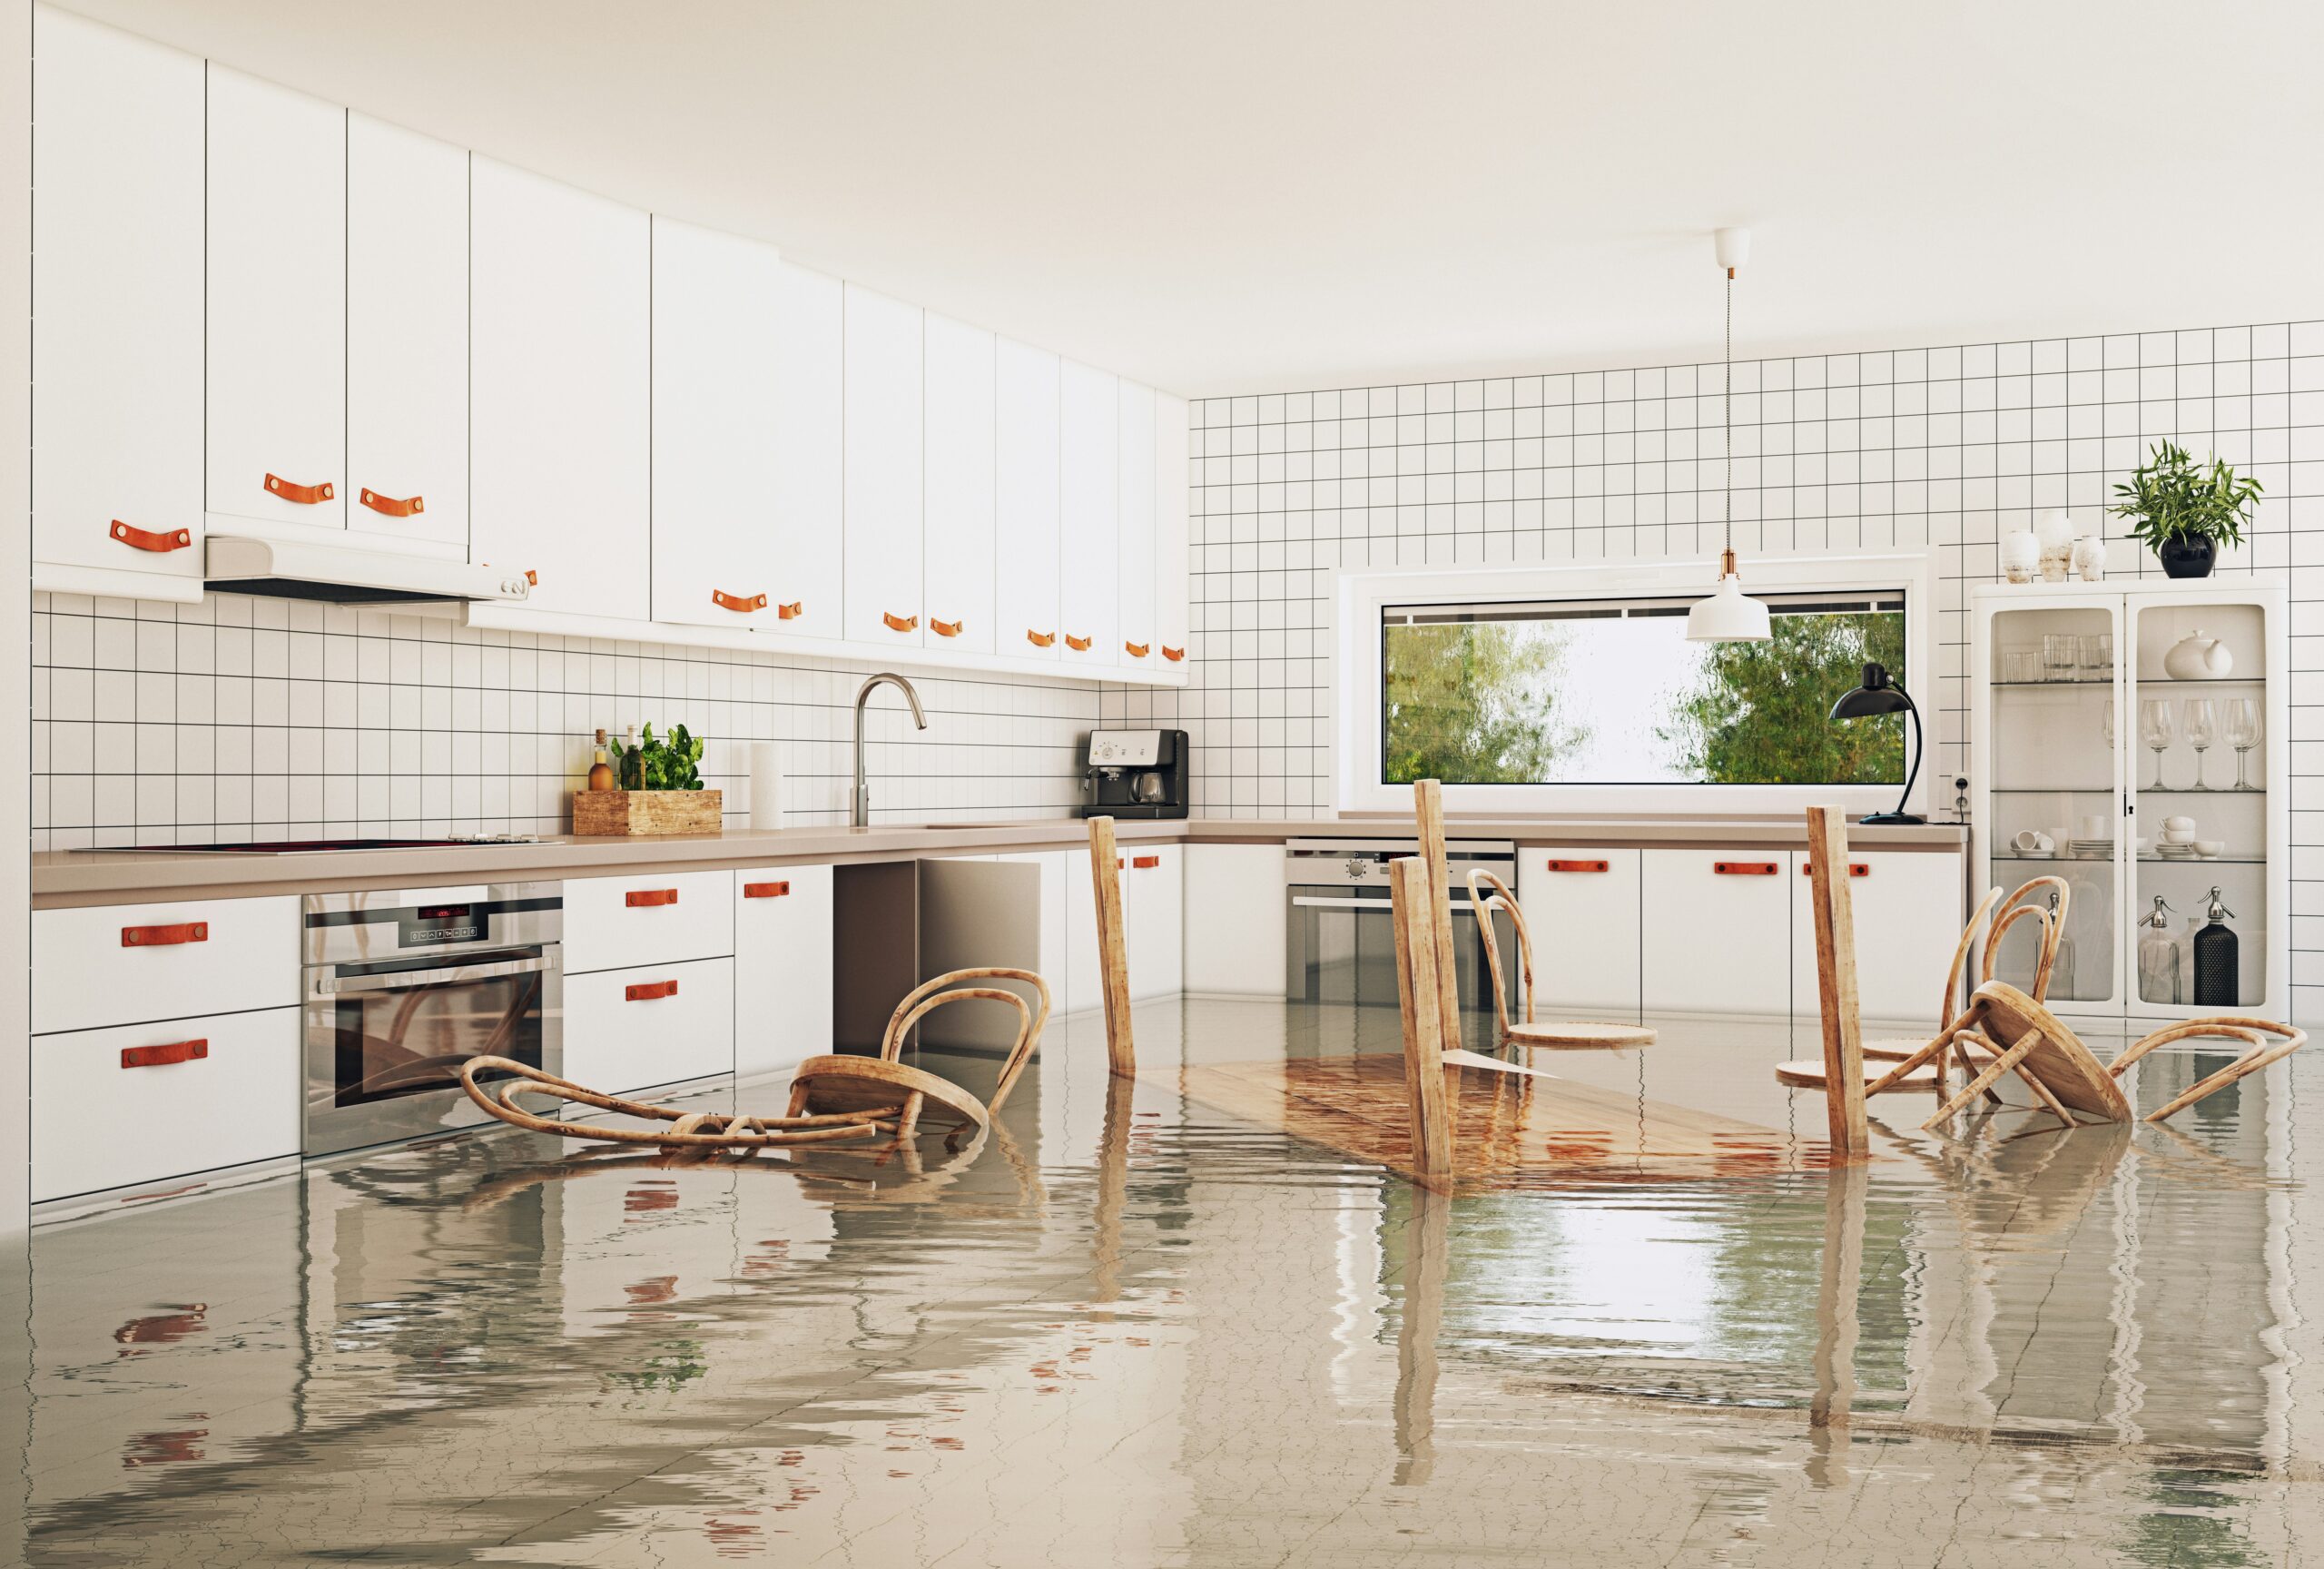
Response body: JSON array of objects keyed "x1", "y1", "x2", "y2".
[
  {"x1": 2109, "y1": 439, "x2": 2262, "y2": 579},
  {"x1": 573, "y1": 723, "x2": 721, "y2": 834}
]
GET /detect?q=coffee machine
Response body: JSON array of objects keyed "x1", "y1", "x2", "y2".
[{"x1": 1079, "y1": 728, "x2": 1189, "y2": 819}]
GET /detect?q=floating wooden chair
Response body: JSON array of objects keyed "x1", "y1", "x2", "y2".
[
  {"x1": 458, "y1": 967, "x2": 1050, "y2": 1152},
  {"x1": 1464, "y1": 869, "x2": 1655, "y2": 1051}
]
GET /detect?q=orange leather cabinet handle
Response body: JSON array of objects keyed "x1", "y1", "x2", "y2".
[
  {"x1": 264, "y1": 473, "x2": 335, "y2": 505},
  {"x1": 1546, "y1": 859, "x2": 1609, "y2": 873},
  {"x1": 625, "y1": 889, "x2": 678, "y2": 908},
  {"x1": 1801, "y1": 863, "x2": 1871, "y2": 878},
  {"x1": 1714, "y1": 862, "x2": 1779, "y2": 876},
  {"x1": 122, "y1": 1038, "x2": 208, "y2": 1070},
  {"x1": 1027, "y1": 629, "x2": 1056, "y2": 648},
  {"x1": 743, "y1": 880, "x2": 791, "y2": 899},
  {"x1": 359, "y1": 488, "x2": 424, "y2": 518},
  {"x1": 625, "y1": 980, "x2": 679, "y2": 1002},
  {"x1": 931, "y1": 618, "x2": 963, "y2": 638},
  {"x1": 1162, "y1": 646, "x2": 1185, "y2": 662},
  {"x1": 111, "y1": 520, "x2": 192, "y2": 554},
  {"x1": 1125, "y1": 641, "x2": 1150, "y2": 658},
  {"x1": 1064, "y1": 634, "x2": 1092, "y2": 652},
  {"x1": 883, "y1": 612, "x2": 919, "y2": 633},
  {"x1": 1132, "y1": 854, "x2": 1161, "y2": 869},
  {"x1": 123, "y1": 921, "x2": 207, "y2": 948},
  {"x1": 777, "y1": 601, "x2": 804, "y2": 620},
  {"x1": 713, "y1": 589, "x2": 769, "y2": 613}
]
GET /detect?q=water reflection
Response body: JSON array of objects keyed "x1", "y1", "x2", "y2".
[{"x1": 0, "y1": 999, "x2": 2314, "y2": 1565}]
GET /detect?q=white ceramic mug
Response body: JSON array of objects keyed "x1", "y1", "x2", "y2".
[{"x1": 2078, "y1": 814, "x2": 2109, "y2": 840}]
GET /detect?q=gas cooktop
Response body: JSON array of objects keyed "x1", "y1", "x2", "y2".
[{"x1": 73, "y1": 835, "x2": 542, "y2": 854}]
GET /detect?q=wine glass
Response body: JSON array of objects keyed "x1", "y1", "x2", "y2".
[
  {"x1": 2139, "y1": 698, "x2": 2175, "y2": 790},
  {"x1": 2182, "y1": 697, "x2": 2219, "y2": 791},
  {"x1": 2099, "y1": 696, "x2": 2114, "y2": 749},
  {"x1": 2224, "y1": 697, "x2": 2262, "y2": 791}
]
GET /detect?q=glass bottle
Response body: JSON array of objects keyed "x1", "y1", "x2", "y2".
[
  {"x1": 2191, "y1": 886, "x2": 2240, "y2": 1008},
  {"x1": 2045, "y1": 890, "x2": 2075, "y2": 1000},
  {"x1": 2136, "y1": 895, "x2": 2181, "y2": 1006},
  {"x1": 587, "y1": 727, "x2": 615, "y2": 792}
]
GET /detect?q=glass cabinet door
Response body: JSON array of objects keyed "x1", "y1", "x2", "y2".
[{"x1": 1982, "y1": 597, "x2": 2122, "y2": 1010}]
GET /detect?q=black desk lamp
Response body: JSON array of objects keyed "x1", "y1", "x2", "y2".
[{"x1": 1829, "y1": 661, "x2": 1924, "y2": 824}]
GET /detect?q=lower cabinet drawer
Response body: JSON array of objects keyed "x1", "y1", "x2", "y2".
[
  {"x1": 562, "y1": 956, "x2": 734, "y2": 1096},
  {"x1": 562, "y1": 869, "x2": 735, "y2": 975},
  {"x1": 33, "y1": 895, "x2": 300, "y2": 1033},
  {"x1": 33, "y1": 1006, "x2": 301, "y2": 1204}
]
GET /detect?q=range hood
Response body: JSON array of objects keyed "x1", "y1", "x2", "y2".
[{"x1": 204, "y1": 535, "x2": 534, "y2": 606}]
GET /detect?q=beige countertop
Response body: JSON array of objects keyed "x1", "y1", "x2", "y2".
[{"x1": 32, "y1": 815, "x2": 1970, "y2": 907}]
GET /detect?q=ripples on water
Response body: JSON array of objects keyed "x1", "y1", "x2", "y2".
[{"x1": 0, "y1": 999, "x2": 2314, "y2": 1565}]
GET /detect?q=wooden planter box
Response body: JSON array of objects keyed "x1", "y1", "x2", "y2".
[{"x1": 572, "y1": 788, "x2": 724, "y2": 836}]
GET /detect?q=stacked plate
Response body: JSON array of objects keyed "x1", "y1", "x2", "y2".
[
  {"x1": 2067, "y1": 838, "x2": 2114, "y2": 859},
  {"x1": 2155, "y1": 841, "x2": 2197, "y2": 859}
]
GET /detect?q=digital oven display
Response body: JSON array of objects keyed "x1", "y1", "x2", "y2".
[{"x1": 397, "y1": 903, "x2": 486, "y2": 947}]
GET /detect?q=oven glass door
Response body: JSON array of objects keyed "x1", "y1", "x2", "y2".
[{"x1": 1287, "y1": 889, "x2": 1511, "y2": 1012}]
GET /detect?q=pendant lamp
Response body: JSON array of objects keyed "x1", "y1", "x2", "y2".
[{"x1": 1686, "y1": 228, "x2": 1772, "y2": 643}]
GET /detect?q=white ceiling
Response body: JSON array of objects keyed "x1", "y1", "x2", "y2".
[{"x1": 54, "y1": 1, "x2": 2324, "y2": 396}]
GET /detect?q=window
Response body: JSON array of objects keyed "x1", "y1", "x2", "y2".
[{"x1": 1382, "y1": 590, "x2": 1906, "y2": 786}]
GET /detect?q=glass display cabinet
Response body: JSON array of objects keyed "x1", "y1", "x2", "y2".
[{"x1": 1971, "y1": 577, "x2": 2289, "y2": 1022}]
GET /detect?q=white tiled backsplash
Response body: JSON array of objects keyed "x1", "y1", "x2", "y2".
[{"x1": 30, "y1": 592, "x2": 1099, "y2": 846}]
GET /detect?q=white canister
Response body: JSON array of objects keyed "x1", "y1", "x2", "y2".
[
  {"x1": 2071, "y1": 534, "x2": 2106, "y2": 582},
  {"x1": 2000, "y1": 528, "x2": 2041, "y2": 585},
  {"x1": 2035, "y1": 509, "x2": 2076, "y2": 582},
  {"x1": 747, "y1": 741, "x2": 783, "y2": 830}
]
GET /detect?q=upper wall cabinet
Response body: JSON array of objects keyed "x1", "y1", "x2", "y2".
[
  {"x1": 1059, "y1": 360, "x2": 1120, "y2": 669},
  {"x1": 470, "y1": 158, "x2": 651, "y2": 621},
  {"x1": 770, "y1": 263, "x2": 844, "y2": 639},
  {"x1": 346, "y1": 114, "x2": 469, "y2": 557},
  {"x1": 207, "y1": 66, "x2": 346, "y2": 536},
  {"x1": 994, "y1": 338, "x2": 1062, "y2": 661},
  {"x1": 842, "y1": 285, "x2": 924, "y2": 646},
  {"x1": 652, "y1": 217, "x2": 785, "y2": 629},
  {"x1": 32, "y1": 7, "x2": 206, "y2": 600},
  {"x1": 922, "y1": 313, "x2": 998, "y2": 656},
  {"x1": 1117, "y1": 380, "x2": 1157, "y2": 668},
  {"x1": 1156, "y1": 393, "x2": 1191, "y2": 666}
]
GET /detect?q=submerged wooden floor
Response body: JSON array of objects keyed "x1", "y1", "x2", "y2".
[{"x1": 1167, "y1": 1052, "x2": 1845, "y2": 1188}]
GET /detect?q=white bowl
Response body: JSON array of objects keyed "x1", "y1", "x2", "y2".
[
  {"x1": 2193, "y1": 839, "x2": 2226, "y2": 857},
  {"x1": 2162, "y1": 815, "x2": 2196, "y2": 832}
]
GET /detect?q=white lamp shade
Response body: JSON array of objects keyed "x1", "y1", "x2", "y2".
[{"x1": 1685, "y1": 573, "x2": 1772, "y2": 642}]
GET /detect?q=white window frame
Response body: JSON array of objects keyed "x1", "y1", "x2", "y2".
[{"x1": 1333, "y1": 552, "x2": 1937, "y2": 817}]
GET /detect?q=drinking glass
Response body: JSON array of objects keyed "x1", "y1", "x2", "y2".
[
  {"x1": 2078, "y1": 634, "x2": 2108, "y2": 681},
  {"x1": 2139, "y1": 697, "x2": 2175, "y2": 790},
  {"x1": 2224, "y1": 697, "x2": 2263, "y2": 791},
  {"x1": 2043, "y1": 633, "x2": 2076, "y2": 682},
  {"x1": 2182, "y1": 697, "x2": 2218, "y2": 790}
]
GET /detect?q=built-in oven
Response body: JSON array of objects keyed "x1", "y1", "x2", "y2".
[
  {"x1": 1285, "y1": 840, "x2": 1517, "y2": 1011},
  {"x1": 302, "y1": 883, "x2": 562, "y2": 1158}
]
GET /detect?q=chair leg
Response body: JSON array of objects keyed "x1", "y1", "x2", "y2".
[
  {"x1": 1923, "y1": 1031, "x2": 2043, "y2": 1131},
  {"x1": 2144, "y1": 1040, "x2": 2301, "y2": 1123},
  {"x1": 1864, "y1": 1001, "x2": 1987, "y2": 1097}
]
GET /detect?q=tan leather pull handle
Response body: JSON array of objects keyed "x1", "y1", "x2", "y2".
[
  {"x1": 743, "y1": 880, "x2": 791, "y2": 899},
  {"x1": 1161, "y1": 646, "x2": 1185, "y2": 662},
  {"x1": 359, "y1": 488, "x2": 424, "y2": 518},
  {"x1": 1064, "y1": 634, "x2": 1092, "y2": 652},
  {"x1": 1132, "y1": 854, "x2": 1160, "y2": 869},
  {"x1": 625, "y1": 980, "x2": 678, "y2": 1002},
  {"x1": 777, "y1": 601, "x2": 804, "y2": 620},
  {"x1": 111, "y1": 520, "x2": 192, "y2": 554},
  {"x1": 1546, "y1": 858, "x2": 1609, "y2": 873},
  {"x1": 1801, "y1": 862, "x2": 1871, "y2": 877},
  {"x1": 882, "y1": 611, "x2": 918, "y2": 633},
  {"x1": 1027, "y1": 629, "x2": 1056, "y2": 648},
  {"x1": 1714, "y1": 861, "x2": 1779, "y2": 876},
  {"x1": 1125, "y1": 641, "x2": 1150, "y2": 658},
  {"x1": 625, "y1": 889, "x2": 678, "y2": 908},
  {"x1": 931, "y1": 618, "x2": 963, "y2": 637},
  {"x1": 122, "y1": 1038, "x2": 208, "y2": 1070},
  {"x1": 265, "y1": 473, "x2": 335, "y2": 505},
  {"x1": 713, "y1": 589, "x2": 769, "y2": 613},
  {"x1": 123, "y1": 921, "x2": 208, "y2": 948}
]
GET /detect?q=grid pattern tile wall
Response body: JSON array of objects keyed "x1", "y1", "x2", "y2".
[{"x1": 30, "y1": 591, "x2": 1099, "y2": 847}]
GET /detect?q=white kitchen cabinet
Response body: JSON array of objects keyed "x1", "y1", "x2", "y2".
[
  {"x1": 652, "y1": 216, "x2": 786, "y2": 629},
  {"x1": 31, "y1": 7, "x2": 206, "y2": 599},
  {"x1": 1517, "y1": 847, "x2": 1642, "y2": 1021},
  {"x1": 562, "y1": 868, "x2": 735, "y2": 976},
  {"x1": 1788, "y1": 850, "x2": 1965, "y2": 1027},
  {"x1": 33, "y1": 894, "x2": 301, "y2": 1034},
  {"x1": 1155, "y1": 392, "x2": 1192, "y2": 670},
  {"x1": 992, "y1": 851, "x2": 1071, "y2": 997},
  {"x1": 843, "y1": 284, "x2": 925, "y2": 646},
  {"x1": 1116, "y1": 380, "x2": 1157, "y2": 669},
  {"x1": 1123, "y1": 844, "x2": 1183, "y2": 1001},
  {"x1": 564, "y1": 957, "x2": 734, "y2": 1096},
  {"x1": 771, "y1": 262, "x2": 845, "y2": 638},
  {"x1": 1183, "y1": 844, "x2": 1286, "y2": 995},
  {"x1": 470, "y1": 156, "x2": 650, "y2": 621},
  {"x1": 1059, "y1": 360, "x2": 1120, "y2": 669},
  {"x1": 921, "y1": 312, "x2": 998, "y2": 655},
  {"x1": 1062, "y1": 842, "x2": 1104, "y2": 1012},
  {"x1": 733, "y1": 865, "x2": 834, "y2": 1079},
  {"x1": 206, "y1": 64, "x2": 346, "y2": 536},
  {"x1": 346, "y1": 113, "x2": 469, "y2": 555},
  {"x1": 995, "y1": 338, "x2": 1063, "y2": 660},
  {"x1": 1640, "y1": 850, "x2": 1792, "y2": 1016}
]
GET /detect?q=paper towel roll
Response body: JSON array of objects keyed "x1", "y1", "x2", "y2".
[{"x1": 747, "y1": 742, "x2": 783, "y2": 830}]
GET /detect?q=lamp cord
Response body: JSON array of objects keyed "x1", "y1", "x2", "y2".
[{"x1": 1723, "y1": 267, "x2": 1733, "y2": 560}]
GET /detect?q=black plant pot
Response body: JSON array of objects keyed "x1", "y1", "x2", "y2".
[{"x1": 2158, "y1": 537, "x2": 2216, "y2": 578}]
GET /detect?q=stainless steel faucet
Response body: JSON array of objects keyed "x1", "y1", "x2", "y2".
[{"x1": 851, "y1": 671, "x2": 928, "y2": 826}]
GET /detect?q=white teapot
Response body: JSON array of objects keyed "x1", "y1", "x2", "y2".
[{"x1": 2162, "y1": 631, "x2": 2234, "y2": 681}]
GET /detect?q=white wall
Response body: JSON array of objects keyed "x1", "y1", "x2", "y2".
[{"x1": 2, "y1": 0, "x2": 28, "y2": 1238}]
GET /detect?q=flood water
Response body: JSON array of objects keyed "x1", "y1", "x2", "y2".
[{"x1": 3, "y1": 997, "x2": 2319, "y2": 1566}]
